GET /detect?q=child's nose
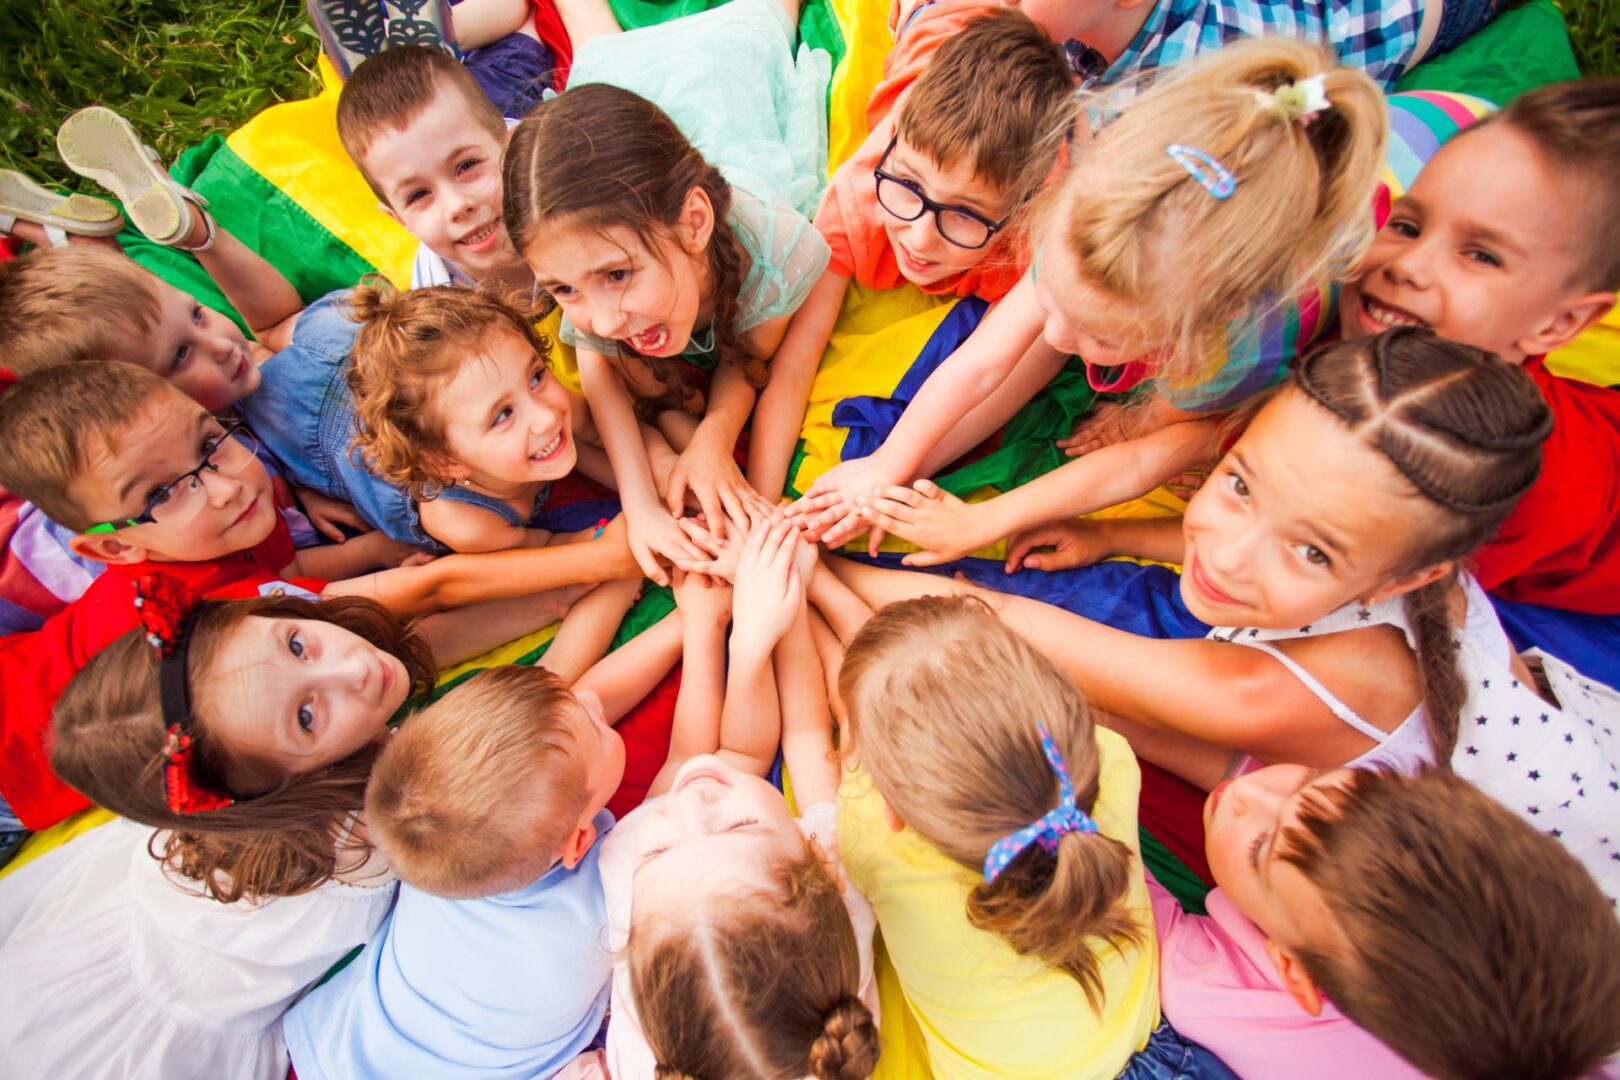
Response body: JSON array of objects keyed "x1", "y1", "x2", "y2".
[
  {"x1": 1384, "y1": 243, "x2": 1434, "y2": 289},
  {"x1": 199, "y1": 464, "x2": 245, "y2": 506},
  {"x1": 591, "y1": 298, "x2": 630, "y2": 340}
]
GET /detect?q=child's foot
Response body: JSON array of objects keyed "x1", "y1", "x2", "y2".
[
  {"x1": 381, "y1": 0, "x2": 458, "y2": 52},
  {"x1": 305, "y1": 0, "x2": 385, "y2": 79},
  {"x1": 55, "y1": 108, "x2": 214, "y2": 251},
  {"x1": 0, "y1": 169, "x2": 123, "y2": 248}
]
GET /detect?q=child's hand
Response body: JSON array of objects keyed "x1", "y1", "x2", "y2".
[
  {"x1": 625, "y1": 497, "x2": 706, "y2": 588},
  {"x1": 1003, "y1": 519, "x2": 1115, "y2": 573},
  {"x1": 675, "y1": 501, "x2": 768, "y2": 584},
  {"x1": 730, "y1": 517, "x2": 804, "y2": 654},
  {"x1": 787, "y1": 455, "x2": 899, "y2": 540},
  {"x1": 666, "y1": 433, "x2": 761, "y2": 544},
  {"x1": 294, "y1": 486, "x2": 369, "y2": 543},
  {"x1": 672, "y1": 568, "x2": 734, "y2": 630},
  {"x1": 855, "y1": 479, "x2": 984, "y2": 567}
]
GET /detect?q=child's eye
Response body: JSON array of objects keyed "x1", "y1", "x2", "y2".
[
  {"x1": 171, "y1": 345, "x2": 191, "y2": 373},
  {"x1": 404, "y1": 188, "x2": 429, "y2": 206},
  {"x1": 288, "y1": 630, "x2": 306, "y2": 659},
  {"x1": 145, "y1": 480, "x2": 177, "y2": 507},
  {"x1": 456, "y1": 157, "x2": 482, "y2": 176},
  {"x1": 192, "y1": 304, "x2": 204, "y2": 325},
  {"x1": 491, "y1": 406, "x2": 513, "y2": 428},
  {"x1": 1464, "y1": 248, "x2": 1501, "y2": 268},
  {"x1": 1387, "y1": 218, "x2": 1419, "y2": 239},
  {"x1": 528, "y1": 368, "x2": 544, "y2": 390},
  {"x1": 1295, "y1": 543, "x2": 1331, "y2": 567},
  {"x1": 1226, "y1": 472, "x2": 1249, "y2": 498},
  {"x1": 550, "y1": 284, "x2": 575, "y2": 298},
  {"x1": 724, "y1": 818, "x2": 758, "y2": 832},
  {"x1": 297, "y1": 701, "x2": 315, "y2": 733},
  {"x1": 606, "y1": 269, "x2": 630, "y2": 284},
  {"x1": 1248, "y1": 828, "x2": 1269, "y2": 872}
]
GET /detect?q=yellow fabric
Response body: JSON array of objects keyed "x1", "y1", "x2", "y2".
[
  {"x1": 0, "y1": 809, "x2": 115, "y2": 881},
  {"x1": 825, "y1": 0, "x2": 894, "y2": 171},
  {"x1": 1548, "y1": 304, "x2": 1620, "y2": 388},
  {"x1": 839, "y1": 727, "x2": 1160, "y2": 1080}
]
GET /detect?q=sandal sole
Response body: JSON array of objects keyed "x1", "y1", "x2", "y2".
[
  {"x1": 0, "y1": 171, "x2": 123, "y2": 236},
  {"x1": 56, "y1": 108, "x2": 185, "y2": 244}
]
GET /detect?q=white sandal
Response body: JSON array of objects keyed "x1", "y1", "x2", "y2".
[
  {"x1": 0, "y1": 169, "x2": 124, "y2": 248},
  {"x1": 55, "y1": 107, "x2": 214, "y2": 251}
]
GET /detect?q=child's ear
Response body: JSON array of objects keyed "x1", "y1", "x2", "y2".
[
  {"x1": 560, "y1": 817, "x2": 600, "y2": 870},
  {"x1": 880, "y1": 796, "x2": 906, "y2": 834},
  {"x1": 1364, "y1": 560, "x2": 1452, "y2": 607},
  {"x1": 69, "y1": 531, "x2": 150, "y2": 567},
  {"x1": 376, "y1": 201, "x2": 403, "y2": 229},
  {"x1": 1514, "y1": 290, "x2": 1616, "y2": 358},
  {"x1": 677, "y1": 186, "x2": 716, "y2": 257},
  {"x1": 1266, "y1": 938, "x2": 1325, "y2": 1016}
]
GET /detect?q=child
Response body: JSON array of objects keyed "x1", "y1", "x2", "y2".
[
  {"x1": 281, "y1": 665, "x2": 626, "y2": 1077},
  {"x1": 345, "y1": 282, "x2": 681, "y2": 553},
  {"x1": 750, "y1": 4, "x2": 1076, "y2": 500},
  {"x1": 834, "y1": 592, "x2": 1163, "y2": 1079},
  {"x1": 828, "y1": 329, "x2": 1620, "y2": 906},
  {"x1": 1338, "y1": 78, "x2": 1620, "y2": 614},
  {"x1": 598, "y1": 518, "x2": 880, "y2": 1079},
  {"x1": 335, "y1": 45, "x2": 534, "y2": 291},
  {"x1": 794, "y1": 40, "x2": 1385, "y2": 556},
  {"x1": 504, "y1": 79, "x2": 832, "y2": 584},
  {"x1": 1164, "y1": 764, "x2": 1620, "y2": 1079}
]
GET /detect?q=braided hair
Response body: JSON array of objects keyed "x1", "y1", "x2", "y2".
[{"x1": 1292, "y1": 327, "x2": 1552, "y2": 759}]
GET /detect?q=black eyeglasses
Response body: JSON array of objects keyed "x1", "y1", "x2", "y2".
[
  {"x1": 85, "y1": 419, "x2": 260, "y2": 534},
  {"x1": 873, "y1": 136, "x2": 1011, "y2": 251}
]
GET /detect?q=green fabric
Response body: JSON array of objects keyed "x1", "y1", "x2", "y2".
[
  {"x1": 1394, "y1": 0, "x2": 1578, "y2": 102},
  {"x1": 935, "y1": 359, "x2": 1099, "y2": 498},
  {"x1": 1142, "y1": 829, "x2": 1210, "y2": 914},
  {"x1": 606, "y1": 0, "x2": 847, "y2": 75}
]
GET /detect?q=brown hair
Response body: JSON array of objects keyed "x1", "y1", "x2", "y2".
[
  {"x1": 367, "y1": 665, "x2": 590, "y2": 898},
  {"x1": 0, "y1": 246, "x2": 161, "y2": 376},
  {"x1": 1464, "y1": 77, "x2": 1620, "y2": 291},
  {"x1": 502, "y1": 82, "x2": 765, "y2": 419},
  {"x1": 897, "y1": 8, "x2": 1074, "y2": 194},
  {"x1": 1280, "y1": 768, "x2": 1620, "y2": 1080},
  {"x1": 336, "y1": 44, "x2": 507, "y2": 202},
  {"x1": 631, "y1": 847, "x2": 880, "y2": 1080},
  {"x1": 839, "y1": 595, "x2": 1141, "y2": 1009},
  {"x1": 51, "y1": 593, "x2": 436, "y2": 903},
  {"x1": 1290, "y1": 327, "x2": 1551, "y2": 761},
  {"x1": 0, "y1": 361, "x2": 176, "y2": 531},
  {"x1": 346, "y1": 279, "x2": 556, "y2": 497},
  {"x1": 1060, "y1": 39, "x2": 1385, "y2": 389}
]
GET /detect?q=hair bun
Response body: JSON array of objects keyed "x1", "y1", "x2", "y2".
[
  {"x1": 346, "y1": 274, "x2": 401, "y2": 325},
  {"x1": 807, "y1": 995, "x2": 880, "y2": 1080}
]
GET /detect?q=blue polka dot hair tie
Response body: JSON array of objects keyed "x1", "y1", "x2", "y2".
[{"x1": 981, "y1": 720, "x2": 1099, "y2": 883}]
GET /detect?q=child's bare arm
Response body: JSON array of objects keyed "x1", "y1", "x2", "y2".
[
  {"x1": 1004, "y1": 516, "x2": 1186, "y2": 574},
  {"x1": 412, "y1": 586, "x2": 588, "y2": 668},
  {"x1": 191, "y1": 225, "x2": 305, "y2": 348},
  {"x1": 719, "y1": 519, "x2": 804, "y2": 775},
  {"x1": 647, "y1": 573, "x2": 732, "y2": 797},
  {"x1": 748, "y1": 268, "x2": 848, "y2": 502},
  {"x1": 290, "y1": 530, "x2": 432, "y2": 582},
  {"x1": 805, "y1": 550, "x2": 875, "y2": 643},
  {"x1": 418, "y1": 496, "x2": 553, "y2": 554},
  {"x1": 573, "y1": 604, "x2": 684, "y2": 724},
  {"x1": 776, "y1": 605, "x2": 839, "y2": 808},
  {"x1": 666, "y1": 360, "x2": 760, "y2": 539},
  {"x1": 538, "y1": 578, "x2": 642, "y2": 685}
]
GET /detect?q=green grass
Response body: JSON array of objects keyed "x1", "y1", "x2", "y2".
[
  {"x1": 1561, "y1": 0, "x2": 1620, "y2": 76},
  {"x1": 0, "y1": 0, "x2": 320, "y2": 190}
]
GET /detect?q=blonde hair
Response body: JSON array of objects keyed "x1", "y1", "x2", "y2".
[
  {"x1": 839, "y1": 595, "x2": 1140, "y2": 1009},
  {"x1": 630, "y1": 846, "x2": 880, "y2": 1079},
  {"x1": 366, "y1": 665, "x2": 590, "y2": 898},
  {"x1": 0, "y1": 246, "x2": 161, "y2": 376},
  {"x1": 345, "y1": 280, "x2": 556, "y2": 498},
  {"x1": 1059, "y1": 38, "x2": 1385, "y2": 389},
  {"x1": 0, "y1": 362, "x2": 176, "y2": 531}
]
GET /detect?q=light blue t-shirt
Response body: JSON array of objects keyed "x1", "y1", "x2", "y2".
[{"x1": 282, "y1": 810, "x2": 615, "y2": 1080}]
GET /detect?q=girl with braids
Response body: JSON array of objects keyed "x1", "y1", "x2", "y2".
[
  {"x1": 504, "y1": 71, "x2": 831, "y2": 588},
  {"x1": 826, "y1": 327, "x2": 1620, "y2": 906}
]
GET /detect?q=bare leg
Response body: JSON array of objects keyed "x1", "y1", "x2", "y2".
[{"x1": 450, "y1": 0, "x2": 535, "y2": 47}]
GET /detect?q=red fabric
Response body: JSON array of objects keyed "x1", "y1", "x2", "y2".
[
  {"x1": 1137, "y1": 761, "x2": 1214, "y2": 885},
  {"x1": 0, "y1": 514, "x2": 324, "y2": 830},
  {"x1": 1472, "y1": 357, "x2": 1620, "y2": 614},
  {"x1": 530, "y1": 0, "x2": 573, "y2": 89},
  {"x1": 605, "y1": 662, "x2": 681, "y2": 819}
]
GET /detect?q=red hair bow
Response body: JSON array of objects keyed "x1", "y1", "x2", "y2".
[
  {"x1": 135, "y1": 573, "x2": 201, "y2": 658},
  {"x1": 162, "y1": 725, "x2": 235, "y2": 815}
]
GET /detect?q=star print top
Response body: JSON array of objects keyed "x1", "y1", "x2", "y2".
[{"x1": 1210, "y1": 573, "x2": 1620, "y2": 906}]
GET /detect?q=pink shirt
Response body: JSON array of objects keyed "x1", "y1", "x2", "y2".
[{"x1": 1150, "y1": 879, "x2": 1422, "y2": 1080}]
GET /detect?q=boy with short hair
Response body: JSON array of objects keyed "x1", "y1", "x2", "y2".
[
  {"x1": 283, "y1": 664, "x2": 626, "y2": 1078},
  {"x1": 1338, "y1": 78, "x2": 1620, "y2": 614}
]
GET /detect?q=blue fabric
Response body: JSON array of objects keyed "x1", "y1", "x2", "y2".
[
  {"x1": 1117, "y1": 1019, "x2": 1240, "y2": 1080},
  {"x1": 1489, "y1": 595, "x2": 1620, "y2": 688},
  {"x1": 239, "y1": 290, "x2": 441, "y2": 551},
  {"x1": 459, "y1": 30, "x2": 555, "y2": 119},
  {"x1": 0, "y1": 789, "x2": 26, "y2": 867},
  {"x1": 429, "y1": 482, "x2": 553, "y2": 528},
  {"x1": 1429, "y1": 0, "x2": 1509, "y2": 55},
  {"x1": 284, "y1": 810, "x2": 615, "y2": 1080}
]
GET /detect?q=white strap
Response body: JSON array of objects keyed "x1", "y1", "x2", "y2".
[{"x1": 1226, "y1": 638, "x2": 1394, "y2": 743}]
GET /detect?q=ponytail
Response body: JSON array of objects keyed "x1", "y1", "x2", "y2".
[
  {"x1": 1400, "y1": 577, "x2": 1465, "y2": 763},
  {"x1": 807, "y1": 996, "x2": 881, "y2": 1080}
]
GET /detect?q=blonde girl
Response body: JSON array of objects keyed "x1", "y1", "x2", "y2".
[
  {"x1": 793, "y1": 38, "x2": 1386, "y2": 558},
  {"x1": 833, "y1": 591, "x2": 1159, "y2": 1079},
  {"x1": 829, "y1": 328, "x2": 1620, "y2": 905},
  {"x1": 502, "y1": 82, "x2": 831, "y2": 586}
]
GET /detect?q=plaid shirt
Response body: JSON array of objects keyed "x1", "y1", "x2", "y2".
[{"x1": 1067, "y1": 0, "x2": 1425, "y2": 99}]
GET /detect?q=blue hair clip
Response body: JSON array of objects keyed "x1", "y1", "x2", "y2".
[
  {"x1": 982, "y1": 720, "x2": 1099, "y2": 883},
  {"x1": 1166, "y1": 143, "x2": 1236, "y2": 200}
]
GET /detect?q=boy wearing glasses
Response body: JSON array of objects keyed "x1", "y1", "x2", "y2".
[{"x1": 749, "y1": 4, "x2": 1074, "y2": 499}]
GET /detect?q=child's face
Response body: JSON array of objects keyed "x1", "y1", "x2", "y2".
[
  {"x1": 1179, "y1": 389, "x2": 1444, "y2": 628},
  {"x1": 434, "y1": 327, "x2": 578, "y2": 489},
  {"x1": 1202, "y1": 763, "x2": 1352, "y2": 953},
  {"x1": 877, "y1": 137, "x2": 1016, "y2": 289},
  {"x1": 527, "y1": 213, "x2": 709, "y2": 359},
  {"x1": 565, "y1": 688, "x2": 629, "y2": 823},
  {"x1": 201, "y1": 615, "x2": 412, "y2": 780},
  {"x1": 108, "y1": 278, "x2": 258, "y2": 411},
  {"x1": 1340, "y1": 125, "x2": 1609, "y2": 364},
  {"x1": 67, "y1": 392, "x2": 279, "y2": 565},
  {"x1": 365, "y1": 85, "x2": 519, "y2": 284},
  {"x1": 631, "y1": 755, "x2": 805, "y2": 906},
  {"x1": 1033, "y1": 229, "x2": 1163, "y2": 367},
  {"x1": 1000, "y1": 0, "x2": 1126, "y2": 45}
]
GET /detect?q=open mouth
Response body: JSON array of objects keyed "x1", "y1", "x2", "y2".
[
  {"x1": 627, "y1": 324, "x2": 670, "y2": 354},
  {"x1": 1357, "y1": 292, "x2": 1429, "y2": 332},
  {"x1": 895, "y1": 243, "x2": 937, "y2": 276},
  {"x1": 456, "y1": 221, "x2": 499, "y2": 248},
  {"x1": 529, "y1": 430, "x2": 566, "y2": 463}
]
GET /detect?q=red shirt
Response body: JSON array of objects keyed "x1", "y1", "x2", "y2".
[
  {"x1": 0, "y1": 514, "x2": 324, "y2": 829},
  {"x1": 1473, "y1": 357, "x2": 1620, "y2": 614}
]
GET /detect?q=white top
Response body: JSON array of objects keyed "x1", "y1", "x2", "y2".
[
  {"x1": 1212, "y1": 574, "x2": 1620, "y2": 904},
  {"x1": 0, "y1": 818, "x2": 396, "y2": 1080},
  {"x1": 597, "y1": 798, "x2": 878, "y2": 1080}
]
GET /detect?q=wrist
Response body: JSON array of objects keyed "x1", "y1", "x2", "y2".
[{"x1": 727, "y1": 631, "x2": 774, "y2": 667}]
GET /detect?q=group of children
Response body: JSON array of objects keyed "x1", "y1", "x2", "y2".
[{"x1": 0, "y1": 0, "x2": 1618, "y2": 1075}]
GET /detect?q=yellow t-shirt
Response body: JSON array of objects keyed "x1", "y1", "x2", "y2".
[{"x1": 838, "y1": 727, "x2": 1159, "y2": 1080}]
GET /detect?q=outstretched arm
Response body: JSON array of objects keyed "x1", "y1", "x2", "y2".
[
  {"x1": 191, "y1": 221, "x2": 305, "y2": 349},
  {"x1": 647, "y1": 572, "x2": 732, "y2": 797},
  {"x1": 748, "y1": 268, "x2": 848, "y2": 501},
  {"x1": 574, "y1": 603, "x2": 685, "y2": 724}
]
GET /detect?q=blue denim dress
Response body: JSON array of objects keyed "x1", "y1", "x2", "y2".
[{"x1": 239, "y1": 290, "x2": 439, "y2": 550}]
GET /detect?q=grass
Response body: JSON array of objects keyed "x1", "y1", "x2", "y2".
[
  {"x1": 0, "y1": 0, "x2": 319, "y2": 189},
  {"x1": 0, "y1": 0, "x2": 1614, "y2": 195}
]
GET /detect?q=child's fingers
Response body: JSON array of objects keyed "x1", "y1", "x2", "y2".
[
  {"x1": 866, "y1": 524, "x2": 886, "y2": 558},
  {"x1": 666, "y1": 471, "x2": 690, "y2": 520},
  {"x1": 901, "y1": 549, "x2": 951, "y2": 568},
  {"x1": 677, "y1": 517, "x2": 724, "y2": 556},
  {"x1": 633, "y1": 545, "x2": 669, "y2": 588},
  {"x1": 865, "y1": 485, "x2": 925, "y2": 509},
  {"x1": 861, "y1": 493, "x2": 919, "y2": 526},
  {"x1": 856, "y1": 504, "x2": 907, "y2": 538},
  {"x1": 817, "y1": 511, "x2": 868, "y2": 551},
  {"x1": 912, "y1": 478, "x2": 943, "y2": 499}
]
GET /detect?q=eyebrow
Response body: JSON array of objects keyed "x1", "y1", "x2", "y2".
[
  {"x1": 117, "y1": 411, "x2": 212, "y2": 503},
  {"x1": 536, "y1": 259, "x2": 629, "y2": 291},
  {"x1": 889, "y1": 146, "x2": 1000, "y2": 215}
]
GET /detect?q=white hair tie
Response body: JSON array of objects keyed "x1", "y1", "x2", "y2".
[{"x1": 1255, "y1": 73, "x2": 1331, "y2": 125}]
